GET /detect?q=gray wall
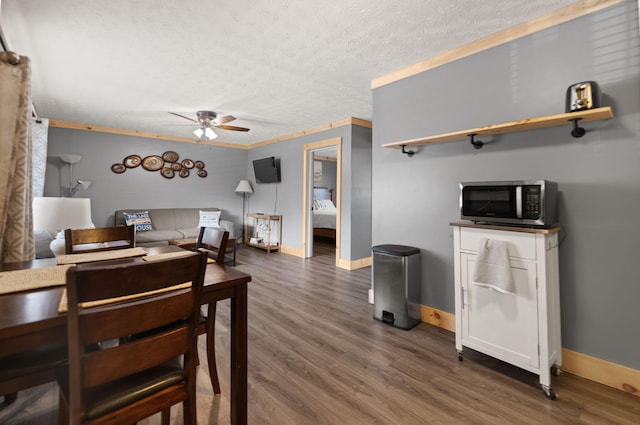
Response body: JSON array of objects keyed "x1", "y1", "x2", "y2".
[
  {"x1": 349, "y1": 125, "x2": 373, "y2": 259},
  {"x1": 247, "y1": 124, "x2": 372, "y2": 261},
  {"x1": 372, "y1": 0, "x2": 640, "y2": 369},
  {"x1": 45, "y1": 128, "x2": 248, "y2": 233},
  {"x1": 313, "y1": 158, "x2": 337, "y2": 193},
  {"x1": 44, "y1": 123, "x2": 372, "y2": 263}
]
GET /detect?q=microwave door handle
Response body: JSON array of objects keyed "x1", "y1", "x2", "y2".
[{"x1": 516, "y1": 186, "x2": 523, "y2": 218}]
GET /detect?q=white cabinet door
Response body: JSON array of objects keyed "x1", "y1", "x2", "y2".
[{"x1": 460, "y1": 253, "x2": 540, "y2": 370}]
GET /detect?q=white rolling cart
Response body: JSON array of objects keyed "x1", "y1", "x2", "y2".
[{"x1": 451, "y1": 221, "x2": 562, "y2": 399}]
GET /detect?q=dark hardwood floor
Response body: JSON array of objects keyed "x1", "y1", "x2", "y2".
[{"x1": 2, "y1": 241, "x2": 638, "y2": 424}]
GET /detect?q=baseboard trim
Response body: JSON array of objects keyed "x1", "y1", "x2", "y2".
[
  {"x1": 419, "y1": 305, "x2": 455, "y2": 332},
  {"x1": 279, "y1": 245, "x2": 304, "y2": 257},
  {"x1": 417, "y1": 305, "x2": 639, "y2": 397},
  {"x1": 336, "y1": 256, "x2": 372, "y2": 270},
  {"x1": 561, "y1": 348, "x2": 639, "y2": 397},
  {"x1": 280, "y1": 246, "x2": 371, "y2": 272}
]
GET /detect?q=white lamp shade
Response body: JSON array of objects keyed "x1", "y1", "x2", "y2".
[
  {"x1": 204, "y1": 127, "x2": 218, "y2": 140},
  {"x1": 193, "y1": 127, "x2": 204, "y2": 138},
  {"x1": 33, "y1": 197, "x2": 95, "y2": 234},
  {"x1": 60, "y1": 154, "x2": 82, "y2": 164},
  {"x1": 235, "y1": 180, "x2": 253, "y2": 194},
  {"x1": 76, "y1": 180, "x2": 91, "y2": 190}
]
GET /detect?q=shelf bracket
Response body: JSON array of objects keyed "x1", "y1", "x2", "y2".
[
  {"x1": 401, "y1": 145, "x2": 416, "y2": 157},
  {"x1": 468, "y1": 133, "x2": 483, "y2": 149},
  {"x1": 569, "y1": 117, "x2": 586, "y2": 138}
]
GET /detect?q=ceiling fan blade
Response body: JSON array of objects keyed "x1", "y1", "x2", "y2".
[
  {"x1": 215, "y1": 124, "x2": 250, "y2": 132},
  {"x1": 213, "y1": 115, "x2": 236, "y2": 125},
  {"x1": 169, "y1": 112, "x2": 198, "y2": 123}
]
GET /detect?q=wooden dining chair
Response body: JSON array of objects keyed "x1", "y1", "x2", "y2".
[
  {"x1": 195, "y1": 226, "x2": 229, "y2": 263},
  {"x1": 64, "y1": 225, "x2": 135, "y2": 254},
  {"x1": 57, "y1": 250, "x2": 207, "y2": 425},
  {"x1": 194, "y1": 226, "x2": 228, "y2": 394}
]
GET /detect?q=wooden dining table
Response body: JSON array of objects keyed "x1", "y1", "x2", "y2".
[{"x1": 0, "y1": 246, "x2": 251, "y2": 425}]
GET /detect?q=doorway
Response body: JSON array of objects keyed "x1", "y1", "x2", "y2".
[{"x1": 302, "y1": 137, "x2": 342, "y2": 263}]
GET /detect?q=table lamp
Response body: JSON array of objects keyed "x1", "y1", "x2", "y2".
[{"x1": 33, "y1": 197, "x2": 95, "y2": 256}]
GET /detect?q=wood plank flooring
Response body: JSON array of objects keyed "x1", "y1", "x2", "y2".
[{"x1": 1, "y1": 241, "x2": 639, "y2": 424}]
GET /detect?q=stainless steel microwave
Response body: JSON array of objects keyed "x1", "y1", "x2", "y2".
[{"x1": 460, "y1": 180, "x2": 558, "y2": 227}]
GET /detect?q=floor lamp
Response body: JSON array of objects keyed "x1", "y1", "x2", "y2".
[
  {"x1": 235, "y1": 180, "x2": 253, "y2": 244},
  {"x1": 60, "y1": 154, "x2": 92, "y2": 197}
]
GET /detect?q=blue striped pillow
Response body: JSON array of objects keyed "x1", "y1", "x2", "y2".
[{"x1": 123, "y1": 212, "x2": 153, "y2": 232}]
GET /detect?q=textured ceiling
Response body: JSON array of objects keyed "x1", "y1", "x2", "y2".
[{"x1": 0, "y1": 0, "x2": 578, "y2": 146}]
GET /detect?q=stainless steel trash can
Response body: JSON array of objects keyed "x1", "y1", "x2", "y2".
[{"x1": 372, "y1": 244, "x2": 421, "y2": 330}]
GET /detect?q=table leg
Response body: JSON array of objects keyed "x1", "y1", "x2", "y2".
[
  {"x1": 206, "y1": 303, "x2": 221, "y2": 394},
  {"x1": 232, "y1": 241, "x2": 237, "y2": 266},
  {"x1": 230, "y1": 283, "x2": 248, "y2": 425}
]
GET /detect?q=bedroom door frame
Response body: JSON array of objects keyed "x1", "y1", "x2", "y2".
[{"x1": 302, "y1": 137, "x2": 342, "y2": 262}]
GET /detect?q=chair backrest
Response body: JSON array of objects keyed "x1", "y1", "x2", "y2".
[
  {"x1": 63, "y1": 251, "x2": 207, "y2": 424},
  {"x1": 64, "y1": 226, "x2": 135, "y2": 254},
  {"x1": 196, "y1": 227, "x2": 229, "y2": 263}
]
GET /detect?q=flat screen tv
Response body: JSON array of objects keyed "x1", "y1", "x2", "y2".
[{"x1": 253, "y1": 156, "x2": 281, "y2": 183}]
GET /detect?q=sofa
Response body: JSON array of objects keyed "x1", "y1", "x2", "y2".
[{"x1": 114, "y1": 207, "x2": 235, "y2": 247}]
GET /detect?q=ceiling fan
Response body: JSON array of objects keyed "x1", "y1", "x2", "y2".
[{"x1": 169, "y1": 111, "x2": 250, "y2": 140}]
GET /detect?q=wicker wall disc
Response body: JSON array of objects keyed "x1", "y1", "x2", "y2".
[
  {"x1": 123, "y1": 154, "x2": 142, "y2": 168},
  {"x1": 160, "y1": 167, "x2": 175, "y2": 179},
  {"x1": 142, "y1": 155, "x2": 164, "y2": 171},
  {"x1": 162, "y1": 151, "x2": 179, "y2": 163},
  {"x1": 111, "y1": 163, "x2": 126, "y2": 173}
]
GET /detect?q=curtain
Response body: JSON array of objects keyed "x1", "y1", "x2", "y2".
[
  {"x1": 31, "y1": 117, "x2": 49, "y2": 197},
  {"x1": 0, "y1": 51, "x2": 34, "y2": 263}
]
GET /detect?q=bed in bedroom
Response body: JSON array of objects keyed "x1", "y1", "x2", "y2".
[{"x1": 313, "y1": 187, "x2": 336, "y2": 240}]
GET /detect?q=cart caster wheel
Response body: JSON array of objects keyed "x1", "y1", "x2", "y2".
[
  {"x1": 457, "y1": 351, "x2": 464, "y2": 362},
  {"x1": 551, "y1": 365, "x2": 560, "y2": 376},
  {"x1": 542, "y1": 386, "x2": 556, "y2": 400}
]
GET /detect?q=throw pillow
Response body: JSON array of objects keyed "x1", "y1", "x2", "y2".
[
  {"x1": 199, "y1": 210, "x2": 221, "y2": 228},
  {"x1": 314, "y1": 199, "x2": 335, "y2": 210},
  {"x1": 123, "y1": 211, "x2": 153, "y2": 232},
  {"x1": 34, "y1": 229, "x2": 54, "y2": 258}
]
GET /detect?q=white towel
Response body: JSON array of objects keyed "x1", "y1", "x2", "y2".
[{"x1": 472, "y1": 238, "x2": 515, "y2": 295}]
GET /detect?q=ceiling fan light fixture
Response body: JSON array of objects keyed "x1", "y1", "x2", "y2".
[
  {"x1": 172, "y1": 110, "x2": 248, "y2": 138},
  {"x1": 204, "y1": 127, "x2": 217, "y2": 140}
]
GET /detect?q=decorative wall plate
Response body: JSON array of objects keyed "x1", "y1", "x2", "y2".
[
  {"x1": 142, "y1": 155, "x2": 164, "y2": 171},
  {"x1": 162, "y1": 151, "x2": 179, "y2": 163},
  {"x1": 111, "y1": 163, "x2": 126, "y2": 173},
  {"x1": 123, "y1": 154, "x2": 142, "y2": 168},
  {"x1": 160, "y1": 167, "x2": 175, "y2": 179},
  {"x1": 113, "y1": 152, "x2": 207, "y2": 179}
]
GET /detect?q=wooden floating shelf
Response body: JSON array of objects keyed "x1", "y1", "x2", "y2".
[{"x1": 383, "y1": 107, "x2": 613, "y2": 149}]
